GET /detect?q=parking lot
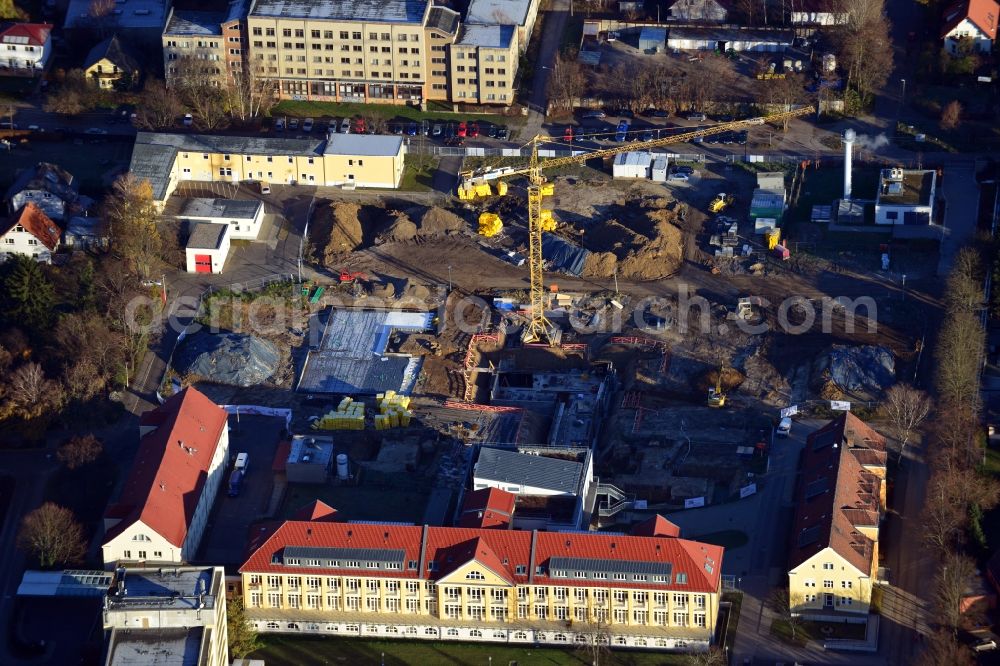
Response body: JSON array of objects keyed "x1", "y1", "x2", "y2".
[{"x1": 196, "y1": 414, "x2": 287, "y2": 567}]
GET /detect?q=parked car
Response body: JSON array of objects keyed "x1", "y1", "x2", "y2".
[
  {"x1": 673, "y1": 165, "x2": 695, "y2": 175},
  {"x1": 667, "y1": 172, "x2": 689, "y2": 182},
  {"x1": 302, "y1": 117, "x2": 314, "y2": 132},
  {"x1": 777, "y1": 417, "x2": 792, "y2": 437},
  {"x1": 485, "y1": 124, "x2": 498, "y2": 138},
  {"x1": 406, "y1": 122, "x2": 418, "y2": 136},
  {"x1": 469, "y1": 121, "x2": 480, "y2": 138},
  {"x1": 288, "y1": 117, "x2": 299, "y2": 130},
  {"x1": 457, "y1": 121, "x2": 468, "y2": 137},
  {"x1": 580, "y1": 109, "x2": 606, "y2": 119},
  {"x1": 563, "y1": 126, "x2": 574, "y2": 142},
  {"x1": 432, "y1": 123, "x2": 443, "y2": 137},
  {"x1": 84, "y1": 127, "x2": 108, "y2": 135},
  {"x1": 352, "y1": 117, "x2": 365, "y2": 133},
  {"x1": 497, "y1": 127, "x2": 509, "y2": 140},
  {"x1": 444, "y1": 122, "x2": 456, "y2": 139},
  {"x1": 736, "y1": 130, "x2": 748, "y2": 145},
  {"x1": 973, "y1": 638, "x2": 997, "y2": 652},
  {"x1": 340, "y1": 118, "x2": 351, "y2": 133},
  {"x1": 616, "y1": 108, "x2": 634, "y2": 119},
  {"x1": 260, "y1": 182, "x2": 271, "y2": 195},
  {"x1": 640, "y1": 130, "x2": 654, "y2": 142},
  {"x1": 685, "y1": 111, "x2": 707, "y2": 121},
  {"x1": 182, "y1": 113, "x2": 193, "y2": 127},
  {"x1": 691, "y1": 135, "x2": 704, "y2": 144},
  {"x1": 643, "y1": 108, "x2": 669, "y2": 118}
]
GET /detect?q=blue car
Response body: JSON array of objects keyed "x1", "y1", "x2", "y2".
[
  {"x1": 614, "y1": 120, "x2": 629, "y2": 142},
  {"x1": 406, "y1": 122, "x2": 418, "y2": 136}
]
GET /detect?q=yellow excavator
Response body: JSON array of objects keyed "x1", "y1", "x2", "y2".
[
  {"x1": 459, "y1": 105, "x2": 815, "y2": 345},
  {"x1": 707, "y1": 364, "x2": 727, "y2": 408}
]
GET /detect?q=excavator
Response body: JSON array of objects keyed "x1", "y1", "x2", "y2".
[
  {"x1": 707, "y1": 363, "x2": 727, "y2": 408},
  {"x1": 458, "y1": 105, "x2": 815, "y2": 345}
]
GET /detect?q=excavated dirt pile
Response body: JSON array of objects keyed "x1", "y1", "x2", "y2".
[
  {"x1": 412, "y1": 206, "x2": 466, "y2": 235},
  {"x1": 379, "y1": 210, "x2": 418, "y2": 243},
  {"x1": 313, "y1": 202, "x2": 367, "y2": 262},
  {"x1": 580, "y1": 198, "x2": 684, "y2": 281}
]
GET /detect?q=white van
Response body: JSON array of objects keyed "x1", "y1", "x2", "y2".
[
  {"x1": 777, "y1": 418, "x2": 792, "y2": 437},
  {"x1": 235, "y1": 452, "x2": 250, "y2": 471}
]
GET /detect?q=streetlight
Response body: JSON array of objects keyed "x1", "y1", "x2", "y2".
[{"x1": 448, "y1": 265, "x2": 453, "y2": 292}]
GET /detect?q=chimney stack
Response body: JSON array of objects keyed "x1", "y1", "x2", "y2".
[{"x1": 843, "y1": 129, "x2": 856, "y2": 200}]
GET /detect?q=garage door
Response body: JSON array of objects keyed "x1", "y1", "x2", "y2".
[{"x1": 194, "y1": 254, "x2": 213, "y2": 273}]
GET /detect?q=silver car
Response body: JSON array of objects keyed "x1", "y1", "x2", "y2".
[{"x1": 340, "y1": 118, "x2": 351, "y2": 134}]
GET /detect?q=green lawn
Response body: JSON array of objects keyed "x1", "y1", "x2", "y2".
[
  {"x1": 770, "y1": 618, "x2": 865, "y2": 646},
  {"x1": 721, "y1": 593, "x2": 742, "y2": 654},
  {"x1": 401, "y1": 155, "x2": 438, "y2": 192},
  {"x1": 0, "y1": 138, "x2": 132, "y2": 194},
  {"x1": 251, "y1": 635, "x2": 692, "y2": 666},
  {"x1": 271, "y1": 100, "x2": 518, "y2": 128}
]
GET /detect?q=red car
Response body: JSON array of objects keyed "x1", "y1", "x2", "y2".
[
  {"x1": 563, "y1": 126, "x2": 574, "y2": 142},
  {"x1": 469, "y1": 121, "x2": 480, "y2": 138},
  {"x1": 457, "y1": 121, "x2": 468, "y2": 137},
  {"x1": 352, "y1": 117, "x2": 366, "y2": 133}
]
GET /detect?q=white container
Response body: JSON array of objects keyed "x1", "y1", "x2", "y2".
[{"x1": 336, "y1": 453, "x2": 349, "y2": 480}]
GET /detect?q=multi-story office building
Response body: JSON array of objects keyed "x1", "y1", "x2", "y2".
[
  {"x1": 240, "y1": 511, "x2": 724, "y2": 651},
  {"x1": 163, "y1": 1, "x2": 247, "y2": 86},
  {"x1": 447, "y1": 24, "x2": 517, "y2": 105}
]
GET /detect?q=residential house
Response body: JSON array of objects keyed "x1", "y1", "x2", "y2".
[
  {"x1": 0, "y1": 202, "x2": 62, "y2": 263},
  {"x1": 790, "y1": 0, "x2": 850, "y2": 26},
  {"x1": 101, "y1": 387, "x2": 230, "y2": 567},
  {"x1": 83, "y1": 35, "x2": 139, "y2": 89},
  {"x1": 941, "y1": 0, "x2": 999, "y2": 54},
  {"x1": 666, "y1": 0, "x2": 728, "y2": 22},
  {"x1": 103, "y1": 566, "x2": 229, "y2": 666},
  {"x1": 0, "y1": 23, "x2": 52, "y2": 71},
  {"x1": 5, "y1": 162, "x2": 91, "y2": 221},
  {"x1": 471, "y1": 448, "x2": 594, "y2": 530},
  {"x1": 465, "y1": 0, "x2": 539, "y2": 53},
  {"x1": 239, "y1": 510, "x2": 725, "y2": 651},
  {"x1": 128, "y1": 132, "x2": 405, "y2": 208},
  {"x1": 787, "y1": 413, "x2": 887, "y2": 616}
]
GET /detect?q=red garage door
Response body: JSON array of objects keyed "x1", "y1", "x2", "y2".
[{"x1": 194, "y1": 254, "x2": 213, "y2": 273}]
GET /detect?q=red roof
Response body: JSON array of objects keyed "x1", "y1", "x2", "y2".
[
  {"x1": 242, "y1": 517, "x2": 724, "y2": 593},
  {"x1": 104, "y1": 387, "x2": 229, "y2": 549},
  {"x1": 0, "y1": 23, "x2": 53, "y2": 47},
  {"x1": 941, "y1": 0, "x2": 1000, "y2": 40},
  {"x1": 788, "y1": 413, "x2": 886, "y2": 574},
  {"x1": 0, "y1": 202, "x2": 61, "y2": 251},
  {"x1": 630, "y1": 514, "x2": 682, "y2": 538},
  {"x1": 459, "y1": 487, "x2": 515, "y2": 529},
  {"x1": 293, "y1": 500, "x2": 340, "y2": 522}
]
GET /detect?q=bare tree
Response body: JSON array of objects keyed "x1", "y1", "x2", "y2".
[
  {"x1": 934, "y1": 552, "x2": 976, "y2": 633},
  {"x1": 918, "y1": 629, "x2": 975, "y2": 666},
  {"x1": 684, "y1": 647, "x2": 727, "y2": 666},
  {"x1": 134, "y1": 80, "x2": 186, "y2": 130},
  {"x1": 17, "y1": 502, "x2": 86, "y2": 568},
  {"x1": 226, "y1": 66, "x2": 277, "y2": 125},
  {"x1": 829, "y1": 0, "x2": 893, "y2": 108},
  {"x1": 547, "y1": 50, "x2": 587, "y2": 112},
  {"x1": 6, "y1": 362, "x2": 63, "y2": 420},
  {"x1": 940, "y1": 100, "x2": 963, "y2": 130},
  {"x1": 767, "y1": 588, "x2": 805, "y2": 642},
  {"x1": 881, "y1": 384, "x2": 931, "y2": 454},
  {"x1": 172, "y1": 55, "x2": 229, "y2": 130},
  {"x1": 575, "y1": 615, "x2": 612, "y2": 665},
  {"x1": 57, "y1": 434, "x2": 104, "y2": 469}
]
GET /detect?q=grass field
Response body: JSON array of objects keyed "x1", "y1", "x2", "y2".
[
  {"x1": 0, "y1": 138, "x2": 132, "y2": 194},
  {"x1": 400, "y1": 155, "x2": 438, "y2": 192},
  {"x1": 271, "y1": 100, "x2": 518, "y2": 128},
  {"x1": 251, "y1": 635, "x2": 692, "y2": 666}
]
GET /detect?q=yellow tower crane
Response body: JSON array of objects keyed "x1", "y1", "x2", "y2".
[{"x1": 460, "y1": 105, "x2": 815, "y2": 345}]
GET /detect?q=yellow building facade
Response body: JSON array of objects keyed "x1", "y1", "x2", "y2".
[
  {"x1": 239, "y1": 517, "x2": 725, "y2": 652},
  {"x1": 130, "y1": 132, "x2": 406, "y2": 206}
]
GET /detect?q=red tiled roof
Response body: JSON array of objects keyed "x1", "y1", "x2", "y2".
[
  {"x1": 788, "y1": 414, "x2": 886, "y2": 574},
  {"x1": 459, "y1": 487, "x2": 515, "y2": 529},
  {"x1": 293, "y1": 500, "x2": 340, "y2": 522},
  {"x1": 941, "y1": 0, "x2": 1000, "y2": 40},
  {"x1": 104, "y1": 387, "x2": 229, "y2": 549},
  {"x1": 242, "y1": 518, "x2": 724, "y2": 593},
  {"x1": 0, "y1": 23, "x2": 53, "y2": 47},
  {"x1": 630, "y1": 515, "x2": 682, "y2": 538},
  {"x1": 0, "y1": 202, "x2": 62, "y2": 251}
]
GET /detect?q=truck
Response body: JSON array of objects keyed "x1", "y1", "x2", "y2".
[{"x1": 228, "y1": 469, "x2": 244, "y2": 497}]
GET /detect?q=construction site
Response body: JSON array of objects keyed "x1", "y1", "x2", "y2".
[{"x1": 172, "y1": 106, "x2": 930, "y2": 538}]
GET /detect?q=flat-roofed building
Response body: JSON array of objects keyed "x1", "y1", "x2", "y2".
[
  {"x1": 465, "y1": 0, "x2": 538, "y2": 54},
  {"x1": 103, "y1": 566, "x2": 229, "y2": 666},
  {"x1": 874, "y1": 167, "x2": 937, "y2": 226},
  {"x1": 186, "y1": 221, "x2": 231, "y2": 273},
  {"x1": 322, "y1": 133, "x2": 405, "y2": 189},
  {"x1": 180, "y1": 198, "x2": 265, "y2": 240},
  {"x1": 448, "y1": 24, "x2": 517, "y2": 105},
  {"x1": 239, "y1": 512, "x2": 724, "y2": 652}
]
